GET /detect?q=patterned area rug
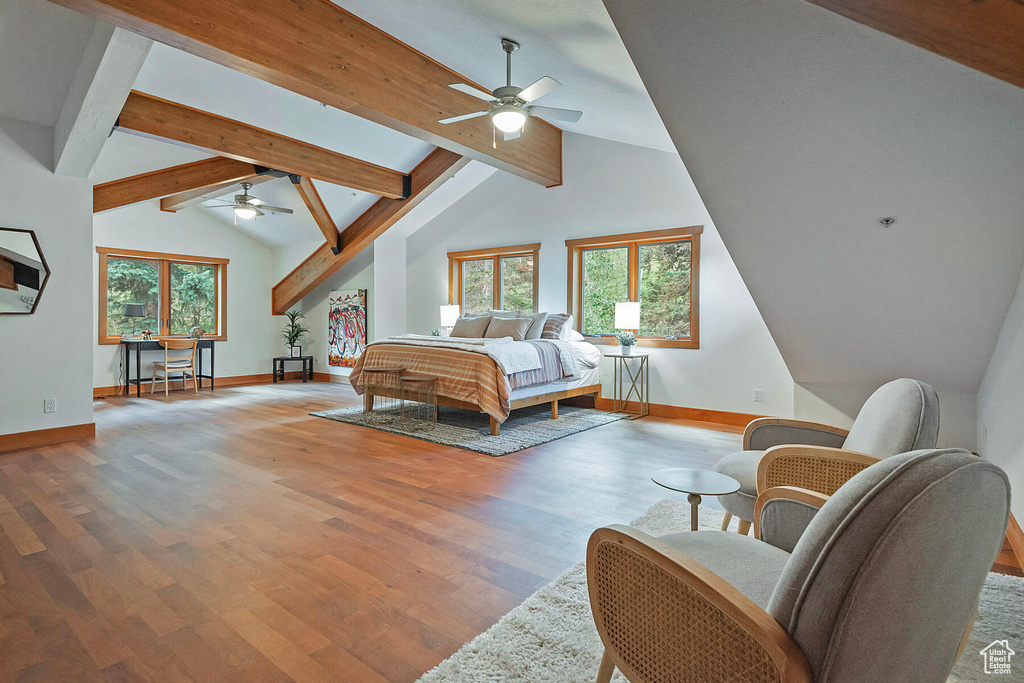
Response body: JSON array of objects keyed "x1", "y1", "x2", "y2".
[
  {"x1": 310, "y1": 403, "x2": 627, "y2": 456},
  {"x1": 416, "y1": 499, "x2": 1024, "y2": 682}
]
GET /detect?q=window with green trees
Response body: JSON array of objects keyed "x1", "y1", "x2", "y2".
[
  {"x1": 98, "y1": 247, "x2": 228, "y2": 343},
  {"x1": 566, "y1": 227, "x2": 701, "y2": 348},
  {"x1": 448, "y1": 244, "x2": 539, "y2": 315}
]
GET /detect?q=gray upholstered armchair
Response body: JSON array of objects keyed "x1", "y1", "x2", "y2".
[
  {"x1": 587, "y1": 449, "x2": 1010, "y2": 683},
  {"x1": 715, "y1": 378, "x2": 940, "y2": 533}
]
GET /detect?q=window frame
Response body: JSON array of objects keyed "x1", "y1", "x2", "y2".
[
  {"x1": 447, "y1": 243, "x2": 540, "y2": 313},
  {"x1": 565, "y1": 226, "x2": 701, "y2": 349},
  {"x1": 97, "y1": 246, "x2": 229, "y2": 345}
]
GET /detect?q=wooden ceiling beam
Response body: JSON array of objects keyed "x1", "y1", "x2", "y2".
[
  {"x1": 292, "y1": 176, "x2": 342, "y2": 254},
  {"x1": 273, "y1": 148, "x2": 468, "y2": 315},
  {"x1": 93, "y1": 157, "x2": 258, "y2": 213},
  {"x1": 805, "y1": 0, "x2": 1024, "y2": 90},
  {"x1": 160, "y1": 173, "x2": 274, "y2": 212},
  {"x1": 45, "y1": 0, "x2": 562, "y2": 187},
  {"x1": 117, "y1": 91, "x2": 408, "y2": 199}
]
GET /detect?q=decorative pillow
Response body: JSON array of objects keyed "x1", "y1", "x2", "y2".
[
  {"x1": 488, "y1": 309, "x2": 520, "y2": 318},
  {"x1": 522, "y1": 312, "x2": 549, "y2": 340},
  {"x1": 450, "y1": 315, "x2": 491, "y2": 338},
  {"x1": 484, "y1": 316, "x2": 533, "y2": 341},
  {"x1": 541, "y1": 313, "x2": 572, "y2": 339},
  {"x1": 564, "y1": 327, "x2": 585, "y2": 342}
]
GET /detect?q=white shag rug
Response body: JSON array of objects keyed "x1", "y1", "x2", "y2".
[{"x1": 417, "y1": 499, "x2": 1024, "y2": 683}]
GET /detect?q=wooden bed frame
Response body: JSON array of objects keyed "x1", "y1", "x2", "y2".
[{"x1": 364, "y1": 383, "x2": 603, "y2": 436}]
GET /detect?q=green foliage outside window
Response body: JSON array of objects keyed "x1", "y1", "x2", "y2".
[
  {"x1": 461, "y1": 258, "x2": 493, "y2": 314},
  {"x1": 501, "y1": 255, "x2": 533, "y2": 312},
  {"x1": 639, "y1": 242, "x2": 691, "y2": 338},
  {"x1": 582, "y1": 247, "x2": 628, "y2": 335},
  {"x1": 106, "y1": 257, "x2": 160, "y2": 335},
  {"x1": 169, "y1": 263, "x2": 217, "y2": 334}
]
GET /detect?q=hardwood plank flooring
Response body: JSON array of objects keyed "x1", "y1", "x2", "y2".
[{"x1": 0, "y1": 382, "x2": 740, "y2": 681}]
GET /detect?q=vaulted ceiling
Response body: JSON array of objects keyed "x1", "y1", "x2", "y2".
[{"x1": 604, "y1": 0, "x2": 1024, "y2": 393}]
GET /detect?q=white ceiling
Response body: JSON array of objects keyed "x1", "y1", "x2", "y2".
[
  {"x1": 605, "y1": 0, "x2": 1024, "y2": 393},
  {"x1": 0, "y1": 0, "x2": 95, "y2": 126}
]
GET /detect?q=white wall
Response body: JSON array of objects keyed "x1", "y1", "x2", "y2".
[
  {"x1": 0, "y1": 116, "x2": 94, "y2": 434},
  {"x1": 298, "y1": 245, "x2": 374, "y2": 378},
  {"x1": 92, "y1": 203, "x2": 280, "y2": 387},
  {"x1": 977, "y1": 265, "x2": 1024, "y2": 523},
  {"x1": 405, "y1": 133, "x2": 795, "y2": 417}
]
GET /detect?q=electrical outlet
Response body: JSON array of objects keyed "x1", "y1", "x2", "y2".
[
  {"x1": 44, "y1": 398, "x2": 56, "y2": 413},
  {"x1": 752, "y1": 389, "x2": 763, "y2": 403},
  {"x1": 314, "y1": 357, "x2": 319, "y2": 367}
]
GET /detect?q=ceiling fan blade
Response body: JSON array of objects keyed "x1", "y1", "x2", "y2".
[
  {"x1": 252, "y1": 207, "x2": 265, "y2": 217},
  {"x1": 518, "y1": 76, "x2": 561, "y2": 103},
  {"x1": 449, "y1": 83, "x2": 495, "y2": 101},
  {"x1": 503, "y1": 128, "x2": 521, "y2": 141},
  {"x1": 438, "y1": 110, "x2": 490, "y2": 124},
  {"x1": 256, "y1": 205, "x2": 294, "y2": 214},
  {"x1": 527, "y1": 105, "x2": 583, "y2": 123}
]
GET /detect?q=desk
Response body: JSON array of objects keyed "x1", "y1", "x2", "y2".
[{"x1": 121, "y1": 339, "x2": 217, "y2": 397}]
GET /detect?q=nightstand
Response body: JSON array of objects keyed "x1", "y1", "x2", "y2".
[{"x1": 605, "y1": 352, "x2": 649, "y2": 418}]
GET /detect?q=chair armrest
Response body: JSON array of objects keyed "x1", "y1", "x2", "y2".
[
  {"x1": 754, "y1": 486, "x2": 830, "y2": 549},
  {"x1": 743, "y1": 417, "x2": 849, "y2": 451},
  {"x1": 756, "y1": 445, "x2": 880, "y2": 497},
  {"x1": 587, "y1": 525, "x2": 812, "y2": 683}
]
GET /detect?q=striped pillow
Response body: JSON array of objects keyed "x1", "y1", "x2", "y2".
[{"x1": 541, "y1": 313, "x2": 572, "y2": 339}]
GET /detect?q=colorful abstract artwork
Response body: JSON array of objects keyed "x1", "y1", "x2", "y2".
[{"x1": 328, "y1": 289, "x2": 367, "y2": 367}]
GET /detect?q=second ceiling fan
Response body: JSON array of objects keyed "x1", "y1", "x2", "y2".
[{"x1": 439, "y1": 38, "x2": 583, "y2": 140}]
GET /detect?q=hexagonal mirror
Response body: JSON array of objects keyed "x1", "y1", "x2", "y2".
[{"x1": 0, "y1": 228, "x2": 50, "y2": 314}]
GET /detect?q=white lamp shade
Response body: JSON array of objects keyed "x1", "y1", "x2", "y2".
[
  {"x1": 614, "y1": 301, "x2": 641, "y2": 330},
  {"x1": 440, "y1": 304, "x2": 461, "y2": 327}
]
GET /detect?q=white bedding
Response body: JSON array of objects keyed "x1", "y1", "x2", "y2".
[
  {"x1": 508, "y1": 366, "x2": 602, "y2": 401},
  {"x1": 380, "y1": 334, "x2": 542, "y2": 375}
]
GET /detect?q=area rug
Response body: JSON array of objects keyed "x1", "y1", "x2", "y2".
[
  {"x1": 417, "y1": 499, "x2": 1024, "y2": 683},
  {"x1": 310, "y1": 403, "x2": 626, "y2": 456}
]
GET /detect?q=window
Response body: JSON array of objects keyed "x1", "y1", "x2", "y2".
[
  {"x1": 566, "y1": 226, "x2": 701, "y2": 348},
  {"x1": 448, "y1": 244, "x2": 539, "y2": 314},
  {"x1": 98, "y1": 247, "x2": 228, "y2": 344}
]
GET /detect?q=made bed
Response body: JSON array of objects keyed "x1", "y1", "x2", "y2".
[{"x1": 349, "y1": 334, "x2": 602, "y2": 436}]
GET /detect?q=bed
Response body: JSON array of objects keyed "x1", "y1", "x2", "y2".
[{"x1": 349, "y1": 335, "x2": 602, "y2": 435}]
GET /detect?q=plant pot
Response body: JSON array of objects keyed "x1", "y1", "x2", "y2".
[
  {"x1": 620, "y1": 345, "x2": 634, "y2": 355},
  {"x1": 290, "y1": 345, "x2": 302, "y2": 358}
]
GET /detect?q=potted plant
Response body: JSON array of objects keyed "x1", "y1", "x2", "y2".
[
  {"x1": 616, "y1": 330, "x2": 637, "y2": 355},
  {"x1": 282, "y1": 309, "x2": 310, "y2": 358}
]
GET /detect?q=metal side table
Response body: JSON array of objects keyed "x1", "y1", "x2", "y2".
[{"x1": 607, "y1": 351, "x2": 649, "y2": 418}]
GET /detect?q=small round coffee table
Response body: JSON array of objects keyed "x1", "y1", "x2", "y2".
[{"x1": 652, "y1": 468, "x2": 741, "y2": 532}]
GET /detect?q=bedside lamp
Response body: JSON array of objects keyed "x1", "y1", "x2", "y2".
[
  {"x1": 440, "y1": 304, "x2": 460, "y2": 334},
  {"x1": 122, "y1": 303, "x2": 146, "y2": 336},
  {"x1": 614, "y1": 301, "x2": 640, "y2": 331}
]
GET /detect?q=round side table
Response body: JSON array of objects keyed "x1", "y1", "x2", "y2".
[{"x1": 652, "y1": 468, "x2": 741, "y2": 532}]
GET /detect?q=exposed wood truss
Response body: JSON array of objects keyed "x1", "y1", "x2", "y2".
[
  {"x1": 117, "y1": 91, "x2": 408, "y2": 198},
  {"x1": 805, "y1": 0, "x2": 1024, "y2": 90},
  {"x1": 273, "y1": 148, "x2": 468, "y2": 314},
  {"x1": 292, "y1": 176, "x2": 342, "y2": 254},
  {"x1": 46, "y1": 0, "x2": 562, "y2": 186},
  {"x1": 93, "y1": 157, "x2": 260, "y2": 213},
  {"x1": 160, "y1": 174, "x2": 274, "y2": 213}
]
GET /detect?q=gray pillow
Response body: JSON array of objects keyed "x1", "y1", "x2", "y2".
[
  {"x1": 450, "y1": 315, "x2": 491, "y2": 338},
  {"x1": 484, "y1": 317, "x2": 533, "y2": 341},
  {"x1": 522, "y1": 312, "x2": 549, "y2": 340},
  {"x1": 541, "y1": 313, "x2": 572, "y2": 339}
]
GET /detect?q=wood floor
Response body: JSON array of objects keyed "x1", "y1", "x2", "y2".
[{"x1": 0, "y1": 381, "x2": 740, "y2": 682}]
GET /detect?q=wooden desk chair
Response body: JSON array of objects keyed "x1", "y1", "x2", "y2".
[{"x1": 151, "y1": 339, "x2": 198, "y2": 395}]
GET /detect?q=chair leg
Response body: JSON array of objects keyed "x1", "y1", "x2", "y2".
[
  {"x1": 596, "y1": 650, "x2": 615, "y2": 683},
  {"x1": 192, "y1": 364, "x2": 198, "y2": 393},
  {"x1": 737, "y1": 519, "x2": 751, "y2": 536},
  {"x1": 151, "y1": 367, "x2": 157, "y2": 393},
  {"x1": 720, "y1": 511, "x2": 733, "y2": 531}
]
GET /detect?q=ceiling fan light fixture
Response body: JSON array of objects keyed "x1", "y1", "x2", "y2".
[
  {"x1": 491, "y1": 105, "x2": 526, "y2": 133},
  {"x1": 233, "y1": 205, "x2": 257, "y2": 220}
]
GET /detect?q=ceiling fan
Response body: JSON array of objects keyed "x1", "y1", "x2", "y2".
[
  {"x1": 207, "y1": 182, "x2": 294, "y2": 220},
  {"x1": 439, "y1": 38, "x2": 583, "y2": 141}
]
